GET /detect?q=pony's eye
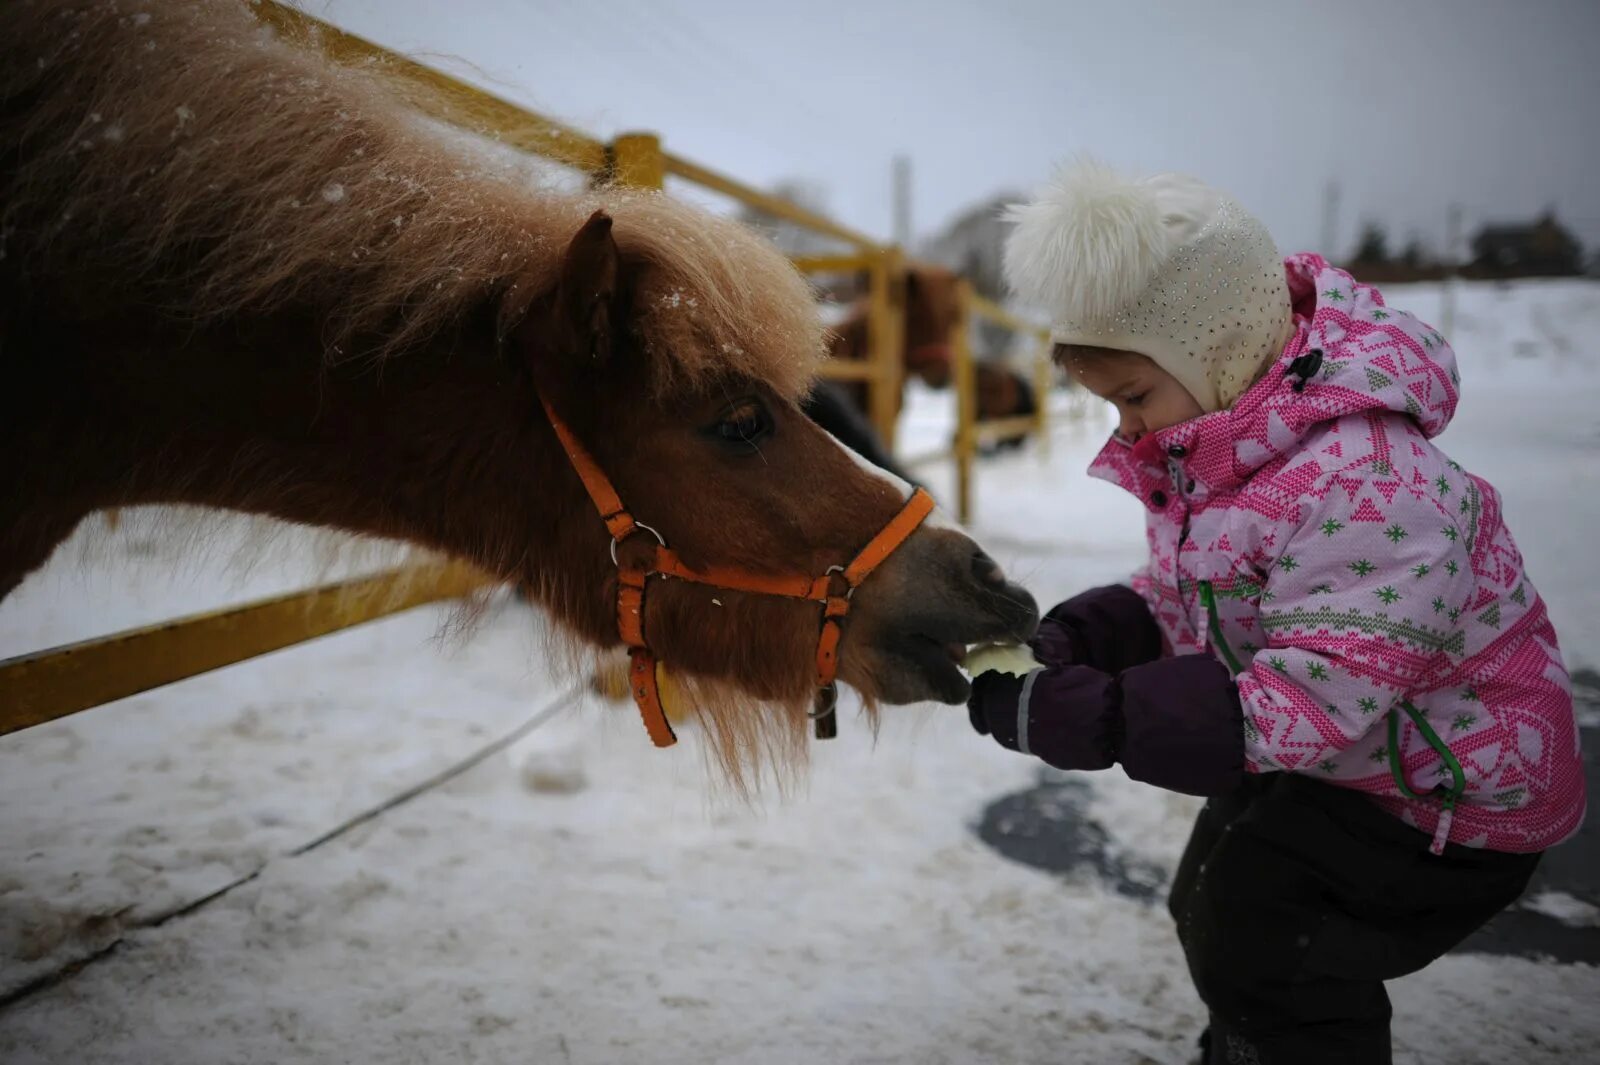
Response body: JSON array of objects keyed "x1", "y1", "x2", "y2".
[{"x1": 710, "y1": 400, "x2": 772, "y2": 450}]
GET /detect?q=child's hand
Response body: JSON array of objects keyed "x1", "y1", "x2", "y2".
[
  {"x1": 966, "y1": 664, "x2": 1119, "y2": 771},
  {"x1": 962, "y1": 612, "x2": 1092, "y2": 753},
  {"x1": 1033, "y1": 585, "x2": 1165, "y2": 675},
  {"x1": 967, "y1": 654, "x2": 1244, "y2": 795},
  {"x1": 1028, "y1": 614, "x2": 1081, "y2": 671}
]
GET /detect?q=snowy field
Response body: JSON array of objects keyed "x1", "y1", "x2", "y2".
[{"x1": 2, "y1": 279, "x2": 1598, "y2": 1064}]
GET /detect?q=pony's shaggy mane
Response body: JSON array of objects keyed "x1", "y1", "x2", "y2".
[{"x1": 0, "y1": 0, "x2": 823, "y2": 399}]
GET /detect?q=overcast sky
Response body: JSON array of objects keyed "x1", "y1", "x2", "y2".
[{"x1": 315, "y1": 0, "x2": 1600, "y2": 259}]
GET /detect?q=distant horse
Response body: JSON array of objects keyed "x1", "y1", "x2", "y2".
[
  {"x1": 822, "y1": 264, "x2": 1039, "y2": 449},
  {"x1": 801, "y1": 380, "x2": 921, "y2": 485},
  {"x1": 0, "y1": 1, "x2": 1036, "y2": 778},
  {"x1": 973, "y1": 364, "x2": 1037, "y2": 453}
]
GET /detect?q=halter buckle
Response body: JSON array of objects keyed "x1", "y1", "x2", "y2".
[
  {"x1": 810, "y1": 682, "x2": 839, "y2": 740},
  {"x1": 823, "y1": 564, "x2": 857, "y2": 600},
  {"x1": 609, "y1": 522, "x2": 667, "y2": 567}
]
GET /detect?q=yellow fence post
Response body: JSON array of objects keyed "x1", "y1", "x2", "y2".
[
  {"x1": 611, "y1": 132, "x2": 666, "y2": 190},
  {"x1": 885, "y1": 249, "x2": 906, "y2": 451},
  {"x1": 1032, "y1": 330, "x2": 1053, "y2": 459},
  {"x1": 864, "y1": 248, "x2": 905, "y2": 452},
  {"x1": 952, "y1": 280, "x2": 977, "y2": 524}
]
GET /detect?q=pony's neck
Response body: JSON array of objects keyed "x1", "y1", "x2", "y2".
[{"x1": 7, "y1": 299, "x2": 588, "y2": 593}]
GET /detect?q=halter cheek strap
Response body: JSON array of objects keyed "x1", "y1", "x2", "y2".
[{"x1": 541, "y1": 394, "x2": 935, "y2": 748}]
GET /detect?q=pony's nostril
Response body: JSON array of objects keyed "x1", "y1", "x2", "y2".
[
  {"x1": 969, "y1": 548, "x2": 1040, "y2": 639},
  {"x1": 971, "y1": 549, "x2": 1006, "y2": 587}
]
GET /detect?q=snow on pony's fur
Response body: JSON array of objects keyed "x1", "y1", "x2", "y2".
[{"x1": 1001, "y1": 157, "x2": 1221, "y2": 327}]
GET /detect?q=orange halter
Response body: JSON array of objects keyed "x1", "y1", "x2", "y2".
[{"x1": 541, "y1": 395, "x2": 934, "y2": 747}]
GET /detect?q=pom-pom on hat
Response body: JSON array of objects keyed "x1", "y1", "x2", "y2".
[{"x1": 1003, "y1": 158, "x2": 1292, "y2": 412}]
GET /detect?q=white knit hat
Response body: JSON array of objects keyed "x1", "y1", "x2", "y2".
[{"x1": 1002, "y1": 159, "x2": 1293, "y2": 412}]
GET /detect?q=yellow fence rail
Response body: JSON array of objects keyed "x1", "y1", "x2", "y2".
[
  {"x1": 252, "y1": 3, "x2": 607, "y2": 173},
  {"x1": 663, "y1": 153, "x2": 880, "y2": 252},
  {"x1": 0, "y1": 562, "x2": 489, "y2": 738}
]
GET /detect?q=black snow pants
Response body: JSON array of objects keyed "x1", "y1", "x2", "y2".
[{"x1": 1168, "y1": 773, "x2": 1541, "y2": 1065}]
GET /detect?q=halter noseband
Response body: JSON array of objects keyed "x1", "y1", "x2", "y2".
[{"x1": 540, "y1": 394, "x2": 934, "y2": 747}]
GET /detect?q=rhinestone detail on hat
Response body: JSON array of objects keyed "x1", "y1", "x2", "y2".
[{"x1": 1052, "y1": 199, "x2": 1292, "y2": 411}]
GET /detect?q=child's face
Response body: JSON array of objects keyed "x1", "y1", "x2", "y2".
[{"x1": 1071, "y1": 352, "x2": 1203, "y2": 444}]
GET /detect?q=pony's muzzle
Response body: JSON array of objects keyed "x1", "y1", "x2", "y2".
[
  {"x1": 843, "y1": 526, "x2": 1039, "y2": 705},
  {"x1": 969, "y1": 547, "x2": 1039, "y2": 638}
]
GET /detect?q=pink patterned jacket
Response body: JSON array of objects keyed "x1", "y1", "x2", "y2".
[{"x1": 1089, "y1": 254, "x2": 1585, "y2": 853}]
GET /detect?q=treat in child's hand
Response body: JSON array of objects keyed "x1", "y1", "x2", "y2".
[{"x1": 960, "y1": 642, "x2": 1040, "y2": 678}]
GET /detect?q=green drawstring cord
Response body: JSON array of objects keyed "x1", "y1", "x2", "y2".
[
  {"x1": 1197, "y1": 581, "x2": 1247, "y2": 675},
  {"x1": 1388, "y1": 701, "x2": 1467, "y2": 854},
  {"x1": 1387, "y1": 704, "x2": 1465, "y2": 804},
  {"x1": 1199, "y1": 580, "x2": 1465, "y2": 854}
]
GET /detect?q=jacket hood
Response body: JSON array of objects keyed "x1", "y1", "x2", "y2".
[{"x1": 1091, "y1": 254, "x2": 1461, "y2": 503}]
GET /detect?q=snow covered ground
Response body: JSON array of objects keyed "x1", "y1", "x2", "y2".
[{"x1": 1, "y1": 279, "x2": 1597, "y2": 1064}]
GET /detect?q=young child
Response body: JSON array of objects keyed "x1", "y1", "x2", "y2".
[{"x1": 969, "y1": 160, "x2": 1586, "y2": 1064}]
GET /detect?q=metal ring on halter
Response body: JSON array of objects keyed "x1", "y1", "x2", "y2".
[
  {"x1": 823, "y1": 564, "x2": 858, "y2": 599},
  {"x1": 609, "y1": 522, "x2": 667, "y2": 567},
  {"x1": 808, "y1": 682, "x2": 839, "y2": 719}
]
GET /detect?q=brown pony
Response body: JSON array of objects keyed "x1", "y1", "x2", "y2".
[
  {"x1": 829, "y1": 263, "x2": 1037, "y2": 431},
  {"x1": 0, "y1": 1, "x2": 1036, "y2": 780}
]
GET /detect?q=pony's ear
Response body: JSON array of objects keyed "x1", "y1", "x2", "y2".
[{"x1": 549, "y1": 210, "x2": 621, "y2": 367}]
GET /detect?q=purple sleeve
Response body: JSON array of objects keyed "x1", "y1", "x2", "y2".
[
  {"x1": 1035, "y1": 584, "x2": 1164, "y2": 674},
  {"x1": 1117, "y1": 654, "x2": 1244, "y2": 797}
]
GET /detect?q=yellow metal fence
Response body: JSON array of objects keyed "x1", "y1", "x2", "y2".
[
  {"x1": 1, "y1": 562, "x2": 487, "y2": 739},
  {"x1": 899, "y1": 283, "x2": 1055, "y2": 523}
]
